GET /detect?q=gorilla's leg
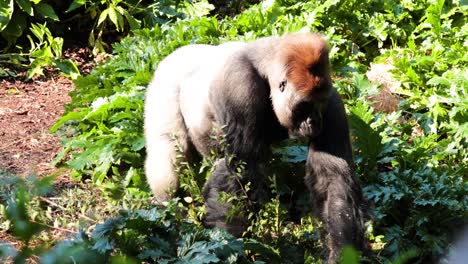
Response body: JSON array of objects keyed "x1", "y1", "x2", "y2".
[
  {"x1": 145, "y1": 131, "x2": 190, "y2": 203},
  {"x1": 203, "y1": 156, "x2": 267, "y2": 236},
  {"x1": 203, "y1": 159, "x2": 246, "y2": 236},
  {"x1": 144, "y1": 78, "x2": 191, "y2": 203}
]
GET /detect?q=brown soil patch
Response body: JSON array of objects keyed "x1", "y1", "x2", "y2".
[
  {"x1": 0, "y1": 76, "x2": 73, "y2": 176},
  {"x1": 0, "y1": 47, "x2": 93, "y2": 176}
]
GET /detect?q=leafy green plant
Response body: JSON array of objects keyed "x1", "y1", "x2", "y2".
[
  {"x1": 25, "y1": 22, "x2": 80, "y2": 79},
  {"x1": 0, "y1": 0, "x2": 59, "y2": 49},
  {"x1": 0, "y1": 175, "x2": 54, "y2": 263},
  {"x1": 0, "y1": 22, "x2": 80, "y2": 79},
  {"x1": 65, "y1": 0, "x2": 214, "y2": 54},
  {"x1": 66, "y1": 0, "x2": 144, "y2": 55},
  {"x1": 0, "y1": 0, "x2": 215, "y2": 78},
  {"x1": 0, "y1": 0, "x2": 80, "y2": 79},
  {"x1": 336, "y1": 3, "x2": 467, "y2": 259}
]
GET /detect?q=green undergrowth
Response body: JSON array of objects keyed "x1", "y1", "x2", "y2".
[{"x1": 1, "y1": 0, "x2": 467, "y2": 263}]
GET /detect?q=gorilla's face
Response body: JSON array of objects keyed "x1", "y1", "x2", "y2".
[
  {"x1": 270, "y1": 33, "x2": 332, "y2": 138},
  {"x1": 271, "y1": 73, "x2": 331, "y2": 139}
]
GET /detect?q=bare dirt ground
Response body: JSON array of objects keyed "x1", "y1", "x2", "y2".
[
  {"x1": 0, "y1": 76, "x2": 72, "y2": 175},
  {"x1": 0, "y1": 48, "x2": 93, "y2": 176},
  {"x1": 0, "y1": 48, "x2": 96, "y2": 253}
]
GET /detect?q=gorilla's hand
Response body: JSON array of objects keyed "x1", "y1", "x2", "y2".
[{"x1": 291, "y1": 102, "x2": 323, "y2": 138}]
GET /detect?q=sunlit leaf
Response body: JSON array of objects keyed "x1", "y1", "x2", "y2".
[
  {"x1": 97, "y1": 8, "x2": 108, "y2": 26},
  {"x1": 0, "y1": 0, "x2": 13, "y2": 31}
]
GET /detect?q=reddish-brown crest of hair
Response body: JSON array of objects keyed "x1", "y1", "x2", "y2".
[{"x1": 278, "y1": 33, "x2": 330, "y2": 95}]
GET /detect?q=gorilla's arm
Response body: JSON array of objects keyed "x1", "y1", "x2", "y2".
[
  {"x1": 203, "y1": 51, "x2": 287, "y2": 234},
  {"x1": 305, "y1": 89, "x2": 367, "y2": 262}
]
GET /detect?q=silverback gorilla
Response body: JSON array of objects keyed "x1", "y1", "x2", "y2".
[{"x1": 144, "y1": 33, "x2": 366, "y2": 262}]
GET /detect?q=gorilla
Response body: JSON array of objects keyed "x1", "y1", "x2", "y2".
[{"x1": 144, "y1": 33, "x2": 367, "y2": 262}]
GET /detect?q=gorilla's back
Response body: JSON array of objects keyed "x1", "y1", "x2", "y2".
[{"x1": 176, "y1": 42, "x2": 246, "y2": 155}]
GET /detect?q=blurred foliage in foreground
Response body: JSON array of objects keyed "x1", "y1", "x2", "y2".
[{"x1": 1, "y1": 0, "x2": 466, "y2": 263}]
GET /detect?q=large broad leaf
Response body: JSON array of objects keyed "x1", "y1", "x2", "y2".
[
  {"x1": 348, "y1": 102, "x2": 383, "y2": 171},
  {"x1": 15, "y1": 0, "x2": 33, "y2": 16},
  {"x1": 1, "y1": 10, "x2": 26, "y2": 45},
  {"x1": 66, "y1": 0, "x2": 86, "y2": 13},
  {"x1": 49, "y1": 110, "x2": 90, "y2": 133},
  {"x1": 54, "y1": 59, "x2": 81, "y2": 80},
  {"x1": 35, "y1": 2, "x2": 59, "y2": 21},
  {"x1": 0, "y1": 0, "x2": 14, "y2": 31}
]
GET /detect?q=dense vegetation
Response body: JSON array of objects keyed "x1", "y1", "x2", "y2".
[{"x1": 1, "y1": 0, "x2": 466, "y2": 263}]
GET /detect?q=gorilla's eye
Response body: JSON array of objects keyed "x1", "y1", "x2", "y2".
[{"x1": 279, "y1": 80, "x2": 287, "y2": 92}]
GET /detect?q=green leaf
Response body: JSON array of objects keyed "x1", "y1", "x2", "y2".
[
  {"x1": 427, "y1": 76, "x2": 450, "y2": 87},
  {"x1": 0, "y1": 0, "x2": 14, "y2": 32},
  {"x1": 244, "y1": 239, "x2": 281, "y2": 260},
  {"x1": 29, "y1": 22, "x2": 48, "y2": 43},
  {"x1": 117, "y1": 6, "x2": 140, "y2": 30},
  {"x1": 181, "y1": 0, "x2": 214, "y2": 18},
  {"x1": 30, "y1": 44, "x2": 53, "y2": 58},
  {"x1": 129, "y1": 136, "x2": 145, "y2": 151},
  {"x1": 97, "y1": 8, "x2": 108, "y2": 26},
  {"x1": 50, "y1": 37, "x2": 64, "y2": 57},
  {"x1": 35, "y1": 2, "x2": 59, "y2": 21},
  {"x1": 1, "y1": 9, "x2": 26, "y2": 45},
  {"x1": 49, "y1": 110, "x2": 89, "y2": 133},
  {"x1": 15, "y1": 0, "x2": 33, "y2": 16},
  {"x1": 54, "y1": 59, "x2": 81, "y2": 79},
  {"x1": 51, "y1": 145, "x2": 72, "y2": 166},
  {"x1": 348, "y1": 102, "x2": 383, "y2": 170},
  {"x1": 0, "y1": 67, "x2": 17, "y2": 77},
  {"x1": 88, "y1": 29, "x2": 95, "y2": 46},
  {"x1": 66, "y1": 0, "x2": 86, "y2": 13},
  {"x1": 27, "y1": 57, "x2": 49, "y2": 79},
  {"x1": 107, "y1": 6, "x2": 119, "y2": 30},
  {"x1": 108, "y1": 6, "x2": 125, "y2": 32},
  {"x1": 116, "y1": 10, "x2": 124, "y2": 32}
]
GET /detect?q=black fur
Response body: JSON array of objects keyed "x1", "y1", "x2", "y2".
[{"x1": 306, "y1": 90, "x2": 367, "y2": 262}]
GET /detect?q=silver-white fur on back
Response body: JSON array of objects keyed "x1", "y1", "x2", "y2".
[{"x1": 144, "y1": 42, "x2": 245, "y2": 202}]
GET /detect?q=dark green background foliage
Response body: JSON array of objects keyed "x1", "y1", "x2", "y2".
[
  {"x1": 0, "y1": 0, "x2": 210, "y2": 49},
  {"x1": 1, "y1": 0, "x2": 467, "y2": 263},
  {"x1": 0, "y1": 0, "x2": 213, "y2": 78}
]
